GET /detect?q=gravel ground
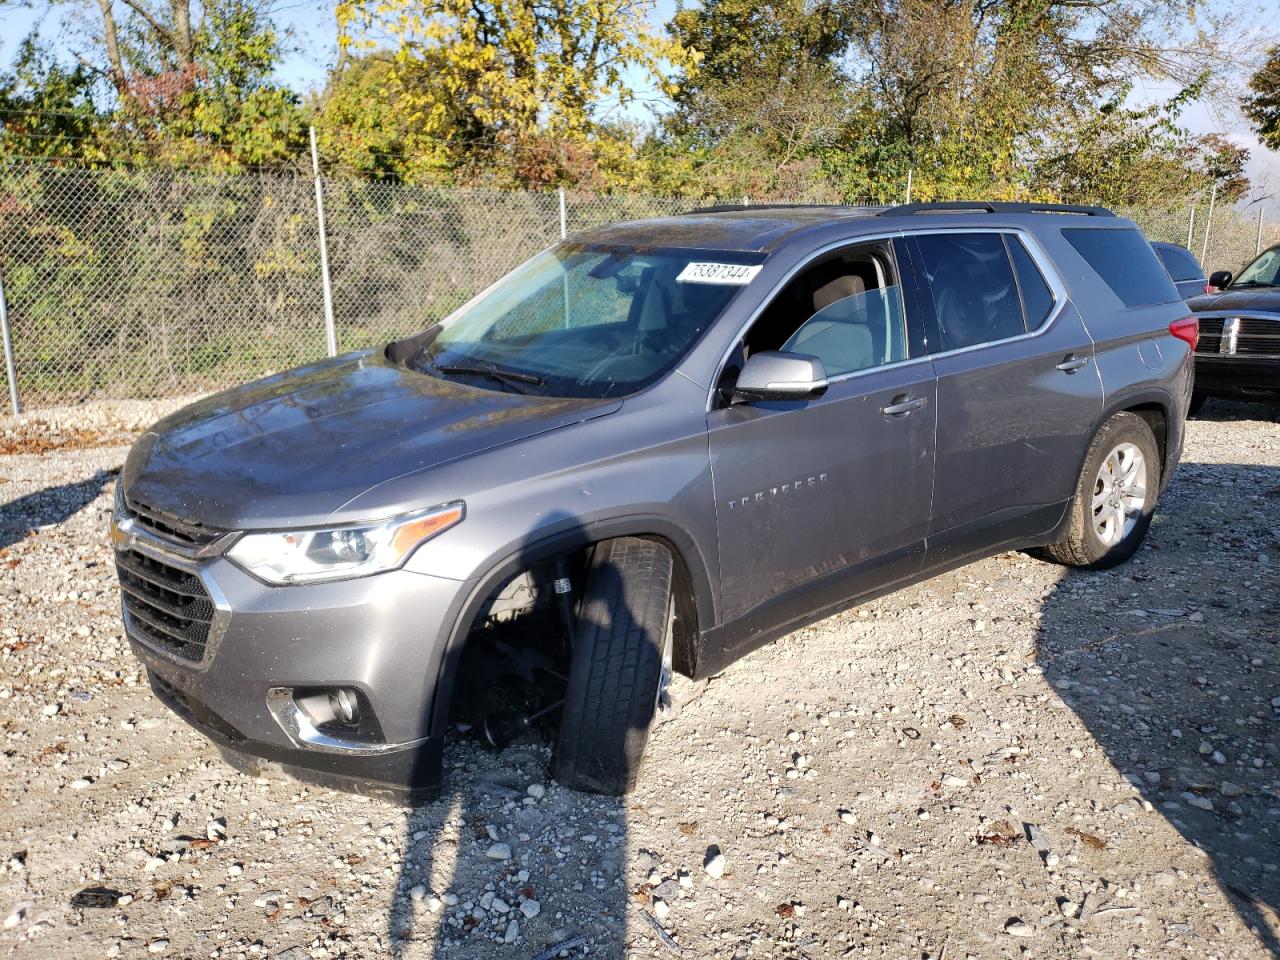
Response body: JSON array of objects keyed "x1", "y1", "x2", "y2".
[{"x1": 0, "y1": 397, "x2": 1277, "y2": 960}]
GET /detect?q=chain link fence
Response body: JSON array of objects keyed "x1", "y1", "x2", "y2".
[{"x1": 0, "y1": 163, "x2": 1275, "y2": 412}]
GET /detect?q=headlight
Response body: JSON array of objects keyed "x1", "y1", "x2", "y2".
[{"x1": 226, "y1": 502, "x2": 464, "y2": 585}]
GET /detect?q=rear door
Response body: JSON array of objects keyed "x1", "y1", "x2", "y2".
[{"x1": 906, "y1": 229, "x2": 1104, "y2": 565}]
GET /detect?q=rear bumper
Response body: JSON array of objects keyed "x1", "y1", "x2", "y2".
[
  {"x1": 1192, "y1": 355, "x2": 1280, "y2": 399},
  {"x1": 119, "y1": 537, "x2": 476, "y2": 799}
]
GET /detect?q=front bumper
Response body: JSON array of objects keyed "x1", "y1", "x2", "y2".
[
  {"x1": 1193, "y1": 354, "x2": 1280, "y2": 400},
  {"x1": 114, "y1": 524, "x2": 476, "y2": 799}
]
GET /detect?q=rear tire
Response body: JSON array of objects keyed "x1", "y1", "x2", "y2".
[
  {"x1": 552, "y1": 538, "x2": 674, "y2": 795},
  {"x1": 1037, "y1": 413, "x2": 1161, "y2": 570}
]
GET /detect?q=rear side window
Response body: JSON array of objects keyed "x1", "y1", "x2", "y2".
[
  {"x1": 1155, "y1": 245, "x2": 1204, "y2": 282},
  {"x1": 1063, "y1": 228, "x2": 1180, "y2": 307},
  {"x1": 1007, "y1": 237, "x2": 1055, "y2": 330},
  {"x1": 912, "y1": 233, "x2": 1025, "y2": 351}
]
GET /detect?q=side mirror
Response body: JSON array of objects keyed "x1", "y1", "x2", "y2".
[
  {"x1": 1208, "y1": 270, "x2": 1232, "y2": 291},
  {"x1": 731, "y1": 350, "x2": 828, "y2": 404}
]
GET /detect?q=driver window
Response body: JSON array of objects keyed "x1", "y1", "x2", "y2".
[{"x1": 743, "y1": 242, "x2": 908, "y2": 377}]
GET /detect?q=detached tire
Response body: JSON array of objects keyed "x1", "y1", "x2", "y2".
[
  {"x1": 553, "y1": 538, "x2": 673, "y2": 795},
  {"x1": 1038, "y1": 412, "x2": 1161, "y2": 570}
]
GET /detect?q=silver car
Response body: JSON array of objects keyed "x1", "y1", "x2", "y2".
[{"x1": 112, "y1": 201, "x2": 1195, "y2": 798}]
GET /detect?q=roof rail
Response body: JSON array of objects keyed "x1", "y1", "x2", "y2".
[
  {"x1": 683, "y1": 202, "x2": 863, "y2": 215},
  {"x1": 878, "y1": 201, "x2": 1115, "y2": 218}
]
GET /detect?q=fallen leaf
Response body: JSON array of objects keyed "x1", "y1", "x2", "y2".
[
  {"x1": 975, "y1": 820, "x2": 1020, "y2": 846},
  {"x1": 1065, "y1": 827, "x2": 1106, "y2": 850}
]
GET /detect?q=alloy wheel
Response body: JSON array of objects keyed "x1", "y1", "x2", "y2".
[{"x1": 1091, "y1": 442, "x2": 1148, "y2": 547}]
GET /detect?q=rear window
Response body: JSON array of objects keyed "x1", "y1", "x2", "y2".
[
  {"x1": 1063, "y1": 228, "x2": 1180, "y2": 307},
  {"x1": 1155, "y1": 245, "x2": 1204, "y2": 282},
  {"x1": 912, "y1": 232, "x2": 1026, "y2": 350}
]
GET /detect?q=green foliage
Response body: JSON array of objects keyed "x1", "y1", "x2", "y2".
[
  {"x1": 1245, "y1": 46, "x2": 1280, "y2": 152},
  {"x1": 0, "y1": 38, "x2": 106, "y2": 161},
  {"x1": 0, "y1": 0, "x2": 1250, "y2": 202},
  {"x1": 0, "y1": 1, "x2": 304, "y2": 169}
]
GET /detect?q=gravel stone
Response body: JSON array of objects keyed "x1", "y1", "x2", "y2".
[{"x1": 0, "y1": 398, "x2": 1275, "y2": 959}]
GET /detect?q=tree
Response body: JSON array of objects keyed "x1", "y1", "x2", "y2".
[
  {"x1": 0, "y1": 38, "x2": 106, "y2": 162},
  {"x1": 1244, "y1": 46, "x2": 1280, "y2": 152},
  {"x1": 659, "y1": 0, "x2": 1239, "y2": 203},
  {"x1": 1, "y1": 0, "x2": 303, "y2": 168},
  {"x1": 1035, "y1": 91, "x2": 1215, "y2": 206},
  {"x1": 1195, "y1": 132, "x2": 1249, "y2": 203},
  {"x1": 332, "y1": 0, "x2": 696, "y2": 186}
]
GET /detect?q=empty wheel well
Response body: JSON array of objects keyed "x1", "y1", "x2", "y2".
[
  {"x1": 1123, "y1": 403, "x2": 1168, "y2": 476},
  {"x1": 444, "y1": 535, "x2": 698, "y2": 731}
]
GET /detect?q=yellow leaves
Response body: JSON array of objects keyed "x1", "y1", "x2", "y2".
[{"x1": 340, "y1": 0, "x2": 691, "y2": 150}]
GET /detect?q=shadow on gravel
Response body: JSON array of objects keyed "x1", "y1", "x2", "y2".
[
  {"x1": 0, "y1": 469, "x2": 115, "y2": 550},
  {"x1": 1189, "y1": 397, "x2": 1280, "y2": 424},
  {"x1": 1035, "y1": 460, "x2": 1280, "y2": 952},
  {"x1": 389, "y1": 518, "x2": 638, "y2": 959}
]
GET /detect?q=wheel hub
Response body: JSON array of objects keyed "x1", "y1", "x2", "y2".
[{"x1": 1091, "y1": 441, "x2": 1148, "y2": 547}]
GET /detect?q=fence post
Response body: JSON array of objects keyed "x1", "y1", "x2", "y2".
[
  {"x1": 1200, "y1": 182, "x2": 1216, "y2": 268},
  {"x1": 0, "y1": 266, "x2": 19, "y2": 416},
  {"x1": 558, "y1": 188, "x2": 567, "y2": 241},
  {"x1": 310, "y1": 127, "x2": 337, "y2": 358},
  {"x1": 741, "y1": 194, "x2": 749, "y2": 207},
  {"x1": 1258, "y1": 208, "x2": 1265, "y2": 256},
  {"x1": 905, "y1": 169, "x2": 913, "y2": 204},
  {"x1": 1186, "y1": 204, "x2": 1195, "y2": 250}
]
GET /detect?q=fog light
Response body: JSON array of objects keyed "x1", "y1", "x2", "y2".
[{"x1": 330, "y1": 687, "x2": 360, "y2": 725}]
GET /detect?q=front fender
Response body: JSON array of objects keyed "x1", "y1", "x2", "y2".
[{"x1": 422, "y1": 512, "x2": 718, "y2": 743}]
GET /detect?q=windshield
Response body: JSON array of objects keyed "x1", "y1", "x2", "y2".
[
  {"x1": 1232, "y1": 247, "x2": 1280, "y2": 288},
  {"x1": 403, "y1": 245, "x2": 761, "y2": 398}
]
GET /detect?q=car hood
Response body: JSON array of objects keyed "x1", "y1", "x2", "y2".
[
  {"x1": 1188, "y1": 288, "x2": 1280, "y2": 313},
  {"x1": 121, "y1": 351, "x2": 621, "y2": 530}
]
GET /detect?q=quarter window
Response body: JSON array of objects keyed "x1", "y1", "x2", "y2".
[
  {"x1": 1063, "y1": 228, "x2": 1180, "y2": 307},
  {"x1": 912, "y1": 233, "x2": 1025, "y2": 350}
]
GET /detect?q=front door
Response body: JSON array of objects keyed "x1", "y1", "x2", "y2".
[{"x1": 707, "y1": 237, "x2": 937, "y2": 632}]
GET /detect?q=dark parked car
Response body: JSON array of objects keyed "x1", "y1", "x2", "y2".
[
  {"x1": 1152, "y1": 241, "x2": 1208, "y2": 300},
  {"x1": 1186, "y1": 243, "x2": 1280, "y2": 412},
  {"x1": 112, "y1": 201, "x2": 1194, "y2": 799}
]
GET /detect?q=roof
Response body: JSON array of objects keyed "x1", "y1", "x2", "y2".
[
  {"x1": 577, "y1": 206, "x2": 885, "y2": 253},
  {"x1": 575, "y1": 201, "x2": 1120, "y2": 254}
]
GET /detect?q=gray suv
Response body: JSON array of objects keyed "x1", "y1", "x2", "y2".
[{"x1": 112, "y1": 201, "x2": 1196, "y2": 798}]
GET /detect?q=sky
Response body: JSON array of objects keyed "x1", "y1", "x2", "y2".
[{"x1": 2, "y1": 0, "x2": 1278, "y2": 205}]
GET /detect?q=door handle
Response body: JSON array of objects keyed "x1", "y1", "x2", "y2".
[
  {"x1": 881, "y1": 395, "x2": 928, "y2": 416},
  {"x1": 1056, "y1": 355, "x2": 1090, "y2": 372}
]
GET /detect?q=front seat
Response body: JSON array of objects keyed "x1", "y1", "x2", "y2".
[{"x1": 786, "y1": 273, "x2": 876, "y2": 375}]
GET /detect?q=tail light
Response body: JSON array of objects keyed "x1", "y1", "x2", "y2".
[{"x1": 1169, "y1": 316, "x2": 1199, "y2": 351}]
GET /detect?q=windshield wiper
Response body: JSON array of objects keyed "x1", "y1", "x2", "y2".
[
  {"x1": 1231, "y1": 280, "x2": 1276, "y2": 288},
  {"x1": 432, "y1": 361, "x2": 546, "y2": 389}
]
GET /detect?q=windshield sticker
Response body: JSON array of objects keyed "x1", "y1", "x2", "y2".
[{"x1": 676, "y1": 262, "x2": 763, "y2": 285}]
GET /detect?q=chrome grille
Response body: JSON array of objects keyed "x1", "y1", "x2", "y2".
[
  {"x1": 1195, "y1": 317, "x2": 1224, "y2": 355},
  {"x1": 1234, "y1": 318, "x2": 1280, "y2": 357},
  {"x1": 116, "y1": 549, "x2": 214, "y2": 662}
]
